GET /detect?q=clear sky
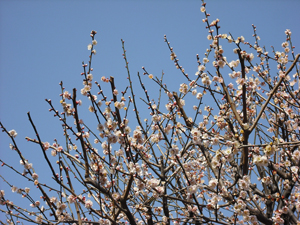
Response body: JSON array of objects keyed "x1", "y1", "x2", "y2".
[{"x1": 1, "y1": 0, "x2": 300, "y2": 222}]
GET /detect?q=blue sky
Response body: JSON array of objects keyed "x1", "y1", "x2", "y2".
[{"x1": 1, "y1": 0, "x2": 300, "y2": 222}]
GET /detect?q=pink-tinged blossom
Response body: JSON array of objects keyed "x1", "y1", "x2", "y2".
[
  {"x1": 285, "y1": 29, "x2": 292, "y2": 35},
  {"x1": 67, "y1": 195, "x2": 76, "y2": 204},
  {"x1": 51, "y1": 149, "x2": 57, "y2": 157},
  {"x1": 148, "y1": 178, "x2": 160, "y2": 188},
  {"x1": 98, "y1": 219, "x2": 111, "y2": 225},
  {"x1": 165, "y1": 102, "x2": 172, "y2": 111},
  {"x1": 24, "y1": 162, "x2": 33, "y2": 170},
  {"x1": 35, "y1": 201, "x2": 40, "y2": 207},
  {"x1": 239, "y1": 179, "x2": 249, "y2": 191},
  {"x1": 166, "y1": 92, "x2": 173, "y2": 98},
  {"x1": 88, "y1": 94, "x2": 97, "y2": 101},
  {"x1": 151, "y1": 134, "x2": 160, "y2": 143},
  {"x1": 56, "y1": 146, "x2": 63, "y2": 152},
  {"x1": 32, "y1": 173, "x2": 39, "y2": 180},
  {"x1": 43, "y1": 142, "x2": 50, "y2": 150},
  {"x1": 63, "y1": 91, "x2": 71, "y2": 99},
  {"x1": 105, "y1": 118, "x2": 117, "y2": 130},
  {"x1": 216, "y1": 60, "x2": 225, "y2": 68},
  {"x1": 56, "y1": 201, "x2": 67, "y2": 211},
  {"x1": 85, "y1": 199, "x2": 93, "y2": 209},
  {"x1": 76, "y1": 99, "x2": 82, "y2": 106},
  {"x1": 107, "y1": 134, "x2": 118, "y2": 144},
  {"x1": 239, "y1": 191, "x2": 247, "y2": 199},
  {"x1": 112, "y1": 192, "x2": 121, "y2": 201},
  {"x1": 152, "y1": 114, "x2": 161, "y2": 123},
  {"x1": 212, "y1": 76, "x2": 219, "y2": 82},
  {"x1": 272, "y1": 215, "x2": 284, "y2": 224},
  {"x1": 162, "y1": 216, "x2": 168, "y2": 222}
]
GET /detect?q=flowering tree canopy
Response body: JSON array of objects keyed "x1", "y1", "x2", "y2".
[{"x1": 1, "y1": 2, "x2": 300, "y2": 225}]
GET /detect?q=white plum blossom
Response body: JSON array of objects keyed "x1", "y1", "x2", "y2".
[
  {"x1": 8, "y1": 130, "x2": 17, "y2": 138},
  {"x1": 85, "y1": 199, "x2": 93, "y2": 209},
  {"x1": 148, "y1": 178, "x2": 160, "y2": 188},
  {"x1": 209, "y1": 178, "x2": 218, "y2": 188}
]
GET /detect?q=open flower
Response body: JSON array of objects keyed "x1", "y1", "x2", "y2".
[
  {"x1": 85, "y1": 199, "x2": 93, "y2": 209},
  {"x1": 8, "y1": 130, "x2": 17, "y2": 138}
]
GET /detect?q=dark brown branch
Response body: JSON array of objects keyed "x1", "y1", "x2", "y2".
[
  {"x1": 26, "y1": 112, "x2": 58, "y2": 220},
  {"x1": 250, "y1": 53, "x2": 300, "y2": 133},
  {"x1": 72, "y1": 88, "x2": 90, "y2": 179}
]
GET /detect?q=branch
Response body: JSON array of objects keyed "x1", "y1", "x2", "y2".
[
  {"x1": 60, "y1": 161, "x2": 82, "y2": 224},
  {"x1": 72, "y1": 88, "x2": 90, "y2": 179},
  {"x1": 26, "y1": 112, "x2": 58, "y2": 219},
  {"x1": 217, "y1": 71, "x2": 244, "y2": 127},
  {"x1": 173, "y1": 92, "x2": 193, "y2": 129},
  {"x1": 237, "y1": 50, "x2": 250, "y2": 175},
  {"x1": 250, "y1": 53, "x2": 300, "y2": 133}
]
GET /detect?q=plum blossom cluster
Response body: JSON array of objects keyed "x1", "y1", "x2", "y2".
[{"x1": 1, "y1": 3, "x2": 300, "y2": 225}]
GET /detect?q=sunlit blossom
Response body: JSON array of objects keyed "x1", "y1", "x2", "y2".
[{"x1": 8, "y1": 129, "x2": 17, "y2": 138}]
